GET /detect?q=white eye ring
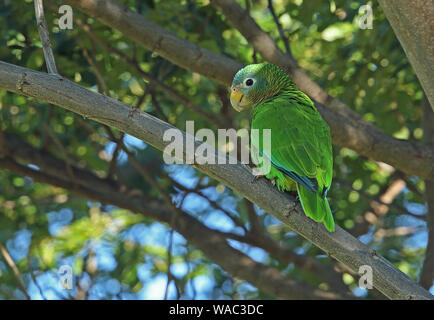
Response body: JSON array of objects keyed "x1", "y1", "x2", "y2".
[{"x1": 243, "y1": 78, "x2": 255, "y2": 87}]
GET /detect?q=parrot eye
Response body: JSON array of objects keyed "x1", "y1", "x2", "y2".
[{"x1": 244, "y1": 78, "x2": 255, "y2": 87}]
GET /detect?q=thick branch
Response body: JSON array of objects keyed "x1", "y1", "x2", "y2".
[
  {"x1": 378, "y1": 0, "x2": 434, "y2": 111},
  {"x1": 420, "y1": 95, "x2": 434, "y2": 289},
  {"x1": 0, "y1": 61, "x2": 431, "y2": 299},
  {"x1": 63, "y1": 0, "x2": 434, "y2": 180},
  {"x1": 66, "y1": 0, "x2": 240, "y2": 84},
  {"x1": 314, "y1": 103, "x2": 434, "y2": 181},
  {"x1": 4, "y1": 132, "x2": 350, "y2": 295},
  {"x1": 0, "y1": 149, "x2": 339, "y2": 300},
  {"x1": 211, "y1": 0, "x2": 434, "y2": 180},
  {"x1": 74, "y1": 18, "x2": 226, "y2": 128},
  {"x1": 148, "y1": 169, "x2": 349, "y2": 293}
]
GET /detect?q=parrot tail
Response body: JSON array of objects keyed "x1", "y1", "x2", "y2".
[{"x1": 296, "y1": 184, "x2": 335, "y2": 232}]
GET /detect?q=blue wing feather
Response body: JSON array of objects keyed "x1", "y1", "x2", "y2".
[
  {"x1": 271, "y1": 162, "x2": 317, "y2": 194},
  {"x1": 258, "y1": 149, "x2": 317, "y2": 194}
]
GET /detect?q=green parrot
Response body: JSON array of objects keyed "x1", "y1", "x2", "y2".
[{"x1": 230, "y1": 63, "x2": 335, "y2": 232}]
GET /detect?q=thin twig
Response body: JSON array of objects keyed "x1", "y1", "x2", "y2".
[
  {"x1": 163, "y1": 228, "x2": 175, "y2": 300},
  {"x1": 267, "y1": 0, "x2": 294, "y2": 59},
  {"x1": 34, "y1": 0, "x2": 58, "y2": 74},
  {"x1": 0, "y1": 123, "x2": 10, "y2": 157},
  {"x1": 107, "y1": 132, "x2": 124, "y2": 179},
  {"x1": 31, "y1": 103, "x2": 77, "y2": 184},
  {"x1": 150, "y1": 89, "x2": 170, "y2": 124},
  {"x1": 75, "y1": 37, "x2": 109, "y2": 95},
  {"x1": 0, "y1": 244, "x2": 31, "y2": 300},
  {"x1": 26, "y1": 254, "x2": 47, "y2": 300}
]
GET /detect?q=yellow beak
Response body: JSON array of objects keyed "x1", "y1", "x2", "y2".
[
  {"x1": 230, "y1": 90, "x2": 244, "y2": 104},
  {"x1": 230, "y1": 88, "x2": 250, "y2": 112}
]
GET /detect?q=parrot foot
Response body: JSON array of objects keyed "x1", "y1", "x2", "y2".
[
  {"x1": 251, "y1": 174, "x2": 265, "y2": 183},
  {"x1": 271, "y1": 179, "x2": 276, "y2": 186},
  {"x1": 287, "y1": 191, "x2": 298, "y2": 200},
  {"x1": 284, "y1": 201, "x2": 298, "y2": 218}
]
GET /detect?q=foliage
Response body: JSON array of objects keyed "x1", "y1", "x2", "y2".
[{"x1": 0, "y1": 0, "x2": 429, "y2": 299}]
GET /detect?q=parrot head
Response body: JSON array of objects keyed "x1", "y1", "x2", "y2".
[{"x1": 230, "y1": 63, "x2": 293, "y2": 112}]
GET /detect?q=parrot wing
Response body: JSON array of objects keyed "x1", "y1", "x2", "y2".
[{"x1": 252, "y1": 95, "x2": 333, "y2": 194}]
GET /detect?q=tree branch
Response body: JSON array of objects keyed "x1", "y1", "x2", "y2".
[
  {"x1": 210, "y1": 0, "x2": 434, "y2": 181},
  {"x1": 66, "y1": 0, "x2": 240, "y2": 84},
  {"x1": 0, "y1": 243, "x2": 31, "y2": 300},
  {"x1": 63, "y1": 0, "x2": 434, "y2": 180},
  {"x1": 4, "y1": 125, "x2": 351, "y2": 295},
  {"x1": 172, "y1": 178, "x2": 350, "y2": 294},
  {"x1": 420, "y1": 95, "x2": 434, "y2": 289},
  {"x1": 0, "y1": 145, "x2": 341, "y2": 300},
  {"x1": 0, "y1": 60, "x2": 431, "y2": 299},
  {"x1": 74, "y1": 18, "x2": 226, "y2": 129},
  {"x1": 34, "y1": 0, "x2": 58, "y2": 74},
  {"x1": 378, "y1": 0, "x2": 434, "y2": 111},
  {"x1": 267, "y1": 0, "x2": 293, "y2": 58}
]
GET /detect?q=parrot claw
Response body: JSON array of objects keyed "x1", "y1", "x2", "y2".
[
  {"x1": 251, "y1": 174, "x2": 265, "y2": 183},
  {"x1": 288, "y1": 191, "x2": 298, "y2": 200},
  {"x1": 271, "y1": 179, "x2": 276, "y2": 186}
]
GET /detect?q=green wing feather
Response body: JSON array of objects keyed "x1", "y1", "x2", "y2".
[{"x1": 251, "y1": 93, "x2": 335, "y2": 232}]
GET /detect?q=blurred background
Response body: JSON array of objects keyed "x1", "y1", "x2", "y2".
[{"x1": 0, "y1": 0, "x2": 432, "y2": 299}]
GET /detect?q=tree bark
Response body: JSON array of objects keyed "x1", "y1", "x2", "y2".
[
  {"x1": 0, "y1": 60, "x2": 432, "y2": 299},
  {"x1": 0, "y1": 156, "x2": 338, "y2": 300},
  {"x1": 61, "y1": 0, "x2": 434, "y2": 181},
  {"x1": 378, "y1": 0, "x2": 434, "y2": 111},
  {"x1": 420, "y1": 95, "x2": 434, "y2": 289}
]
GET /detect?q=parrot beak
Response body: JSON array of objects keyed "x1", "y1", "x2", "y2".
[{"x1": 230, "y1": 86, "x2": 251, "y2": 112}]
